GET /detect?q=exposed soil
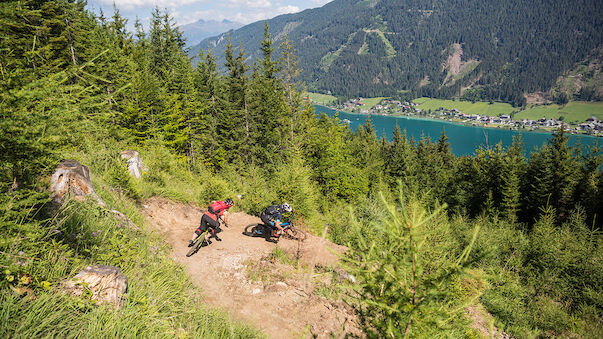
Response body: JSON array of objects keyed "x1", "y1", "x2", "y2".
[
  {"x1": 142, "y1": 197, "x2": 360, "y2": 338},
  {"x1": 442, "y1": 43, "x2": 480, "y2": 86},
  {"x1": 466, "y1": 304, "x2": 512, "y2": 339},
  {"x1": 524, "y1": 91, "x2": 552, "y2": 105}
]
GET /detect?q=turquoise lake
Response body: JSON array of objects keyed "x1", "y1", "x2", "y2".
[{"x1": 314, "y1": 105, "x2": 601, "y2": 156}]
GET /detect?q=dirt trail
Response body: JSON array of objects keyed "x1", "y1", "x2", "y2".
[{"x1": 142, "y1": 197, "x2": 359, "y2": 338}]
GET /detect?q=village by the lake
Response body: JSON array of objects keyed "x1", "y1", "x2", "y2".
[{"x1": 323, "y1": 97, "x2": 603, "y2": 136}]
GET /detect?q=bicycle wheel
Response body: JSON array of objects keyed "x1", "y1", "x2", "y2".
[
  {"x1": 285, "y1": 226, "x2": 307, "y2": 241},
  {"x1": 243, "y1": 224, "x2": 263, "y2": 237},
  {"x1": 185, "y1": 232, "x2": 206, "y2": 257}
]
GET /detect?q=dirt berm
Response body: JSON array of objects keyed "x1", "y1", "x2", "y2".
[{"x1": 142, "y1": 197, "x2": 360, "y2": 338}]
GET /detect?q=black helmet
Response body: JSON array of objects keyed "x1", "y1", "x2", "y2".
[
  {"x1": 224, "y1": 198, "x2": 234, "y2": 206},
  {"x1": 281, "y1": 202, "x2": 292, "y2": 212}
]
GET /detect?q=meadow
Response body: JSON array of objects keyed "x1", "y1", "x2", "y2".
[
  {"x1": 514, "y1": 101, "x2": 603, "y2": 122},
  {"x1": 413, "y1": 97, "x2": 516, "y2": 116},
  {"x1": 305, "y1": 92, "x2": 338, "y2": 105}
]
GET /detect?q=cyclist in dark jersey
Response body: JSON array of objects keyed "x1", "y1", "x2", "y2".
[{"x1": 260, "y1": 202, "x2": 293, "y2": 237}]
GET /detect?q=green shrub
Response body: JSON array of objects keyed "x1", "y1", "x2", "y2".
[
  {"x1": 271, "y1": 154, "x2": 320, "y2": 220},
  {"x1": 341, "y1": 192, "x2": 479, "y2": 337},
  {"x1": 235, "y1": 165, "x2": 276, "y2": 216}
]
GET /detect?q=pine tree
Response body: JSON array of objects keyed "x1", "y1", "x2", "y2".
[
  {"x1": 501, "y1": 136, "x2": 526, "y2": 224},
  {"x1": 341, "y1": 192, "x2": 478, "y2": 338},
  {"x1": 220, "y1": 38, "x2": 250, "y2": 164},
  {"x1": 349, "y1": 115, "x2": 385, "y2": 193},
  {"x1": 191, "y1": 50, "x2": 223, "y2": 167},
  {"x1": 248, "y1": 25, "x2": 288, "y2": 165},
  {"x1": 548, "y1": 126, "x2": 579, "y2": 220}
]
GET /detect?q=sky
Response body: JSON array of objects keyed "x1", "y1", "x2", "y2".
[{"x1": 86, "y1": 0, "x2": 333, "y2": 29}]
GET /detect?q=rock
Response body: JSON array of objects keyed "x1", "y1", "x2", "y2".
[
  {"x1": 62, "y1": 265, "x2": 127, "y2": 307},
  {"x1": 49, "y1": 160, "x2": 105, "y2": 207},
  {"x1": 272, "y1": 281, "x2": 288, "y2": 291},
  {"x1": 120, "y1": 150, "x2": 147, "y2": 178},
  {"x1": 252, "y1": 288, "x2": 262, "y2": 295}
]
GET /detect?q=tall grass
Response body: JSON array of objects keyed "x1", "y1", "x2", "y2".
[{"x1": 0, "y1": 145, "x2": 260, "y2": 338}]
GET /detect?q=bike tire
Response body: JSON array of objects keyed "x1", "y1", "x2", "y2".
[
  {"x1": 243, "y1": 224, "x2": 263, "y2": 237},
  {"x1": 185, "y1": 240, "x2": 200, "y2": 257},
  {"x1": 285, "y1": 226, "x2": 308, "y2": 241},
  {"x1": 185, "y1": 231, "x2": 206, "y2": 257}
]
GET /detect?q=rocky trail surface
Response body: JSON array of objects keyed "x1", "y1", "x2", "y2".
[{"x1": 142, "y1": 197, "x2": 360, "y2": 338}]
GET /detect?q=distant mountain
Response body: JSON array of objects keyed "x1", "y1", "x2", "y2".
[
  {"x1": 190, "y1": 0, "x2": 603, "y2": 106},
  {"x1": 179, "y1": 19, "x2": 242, "y2": 47}
]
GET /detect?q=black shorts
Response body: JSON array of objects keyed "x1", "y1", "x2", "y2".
[
  {"x1": 260, "y1": 212, "x2": 275, "y2": 228},
  {"x1": 199, "y1": 213, "x2": 220, "y2": 233}
]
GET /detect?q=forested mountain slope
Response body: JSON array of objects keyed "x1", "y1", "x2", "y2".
[{"x1": 192, "y1": 0, "x2": 603, "y2": 106}]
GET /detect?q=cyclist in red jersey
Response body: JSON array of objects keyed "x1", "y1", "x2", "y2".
[{"x1": 188, "y1": 198, "x2": 234, "y2": 247}]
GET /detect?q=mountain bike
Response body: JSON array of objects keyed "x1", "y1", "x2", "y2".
[
  {"x1": 186, "y1": 216, "x2": 224, "y2": 257},
  {"x1": 244, "y1": 221, "x2": 307, "y2": 242},
  {"x1": 185, "y1": 228, "x2": 210, "y2": 257}
]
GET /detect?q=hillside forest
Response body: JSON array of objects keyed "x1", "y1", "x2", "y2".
[
  {"x1": 195, "y1": 0, "x2": 603, "y2": 106},
  {"x1": 1, "y1": 1, "x2": 602, "y2": 337}
]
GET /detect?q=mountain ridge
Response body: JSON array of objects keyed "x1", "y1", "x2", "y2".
[
  {"x1": 190, "y1": 0, "x2": 603, "y2": 106},
  {"x1": 180, "y1": 18, "x2": 243, "y2": 47}
]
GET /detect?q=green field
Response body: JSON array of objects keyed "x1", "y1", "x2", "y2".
[
  {"x1": 361, "y1": 96, "x2": 387, "y2": 109},
  {"x1": 514, "y1": 102, "x2": 603, "y2": 123},
  {"x1": 413, "y1": 97, "x2": 516, "y2": 116},
  {"x1": 306, "y1": 92, "x2": 338, "y2": 105}
]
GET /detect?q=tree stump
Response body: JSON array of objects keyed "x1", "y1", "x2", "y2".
[
  {"x1": 49, "y1": 159, "x2": 105, "y2": 208},
  {"x1": 62, "y1": 265, "x2": 128, "y2": 307},
  {"x1": 120, "y1": 150, "x2": 147, "y2": 178}
]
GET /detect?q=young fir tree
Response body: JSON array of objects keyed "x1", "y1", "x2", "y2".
[
  {"x1": 349, "y1": 115, "x2": 385, "y2": 193},
  {"x1": 341, "y1": 192, "x2": 479, "y2": 338},
  {"x1": 191, "y1": 50, "x2": 223, "y2": 168},
  {"x1": 220, "y1": 38, "x2": 250, "y2": 164},
  {"x1": 501, "y1": 136, "x2": 526, "y2": 224},
  {"x1": 248, "y1": 23, "x2": 288, "y2": 166}
]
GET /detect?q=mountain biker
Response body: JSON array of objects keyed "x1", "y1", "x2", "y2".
[
  {"x1": 188, "y1": 198, "x2": 234, "y2": 247},
  {"x1": 260, "y1": 202, "x2": 293, "y2": 238}
]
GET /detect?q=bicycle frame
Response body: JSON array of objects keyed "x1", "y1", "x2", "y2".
[{"x1": 186, "y1": 228, "x2": 211, "y2": 257}]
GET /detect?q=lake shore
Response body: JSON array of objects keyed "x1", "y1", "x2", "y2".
[
  {"x1": 314, "y1": 105, "x2": 600, "y2": 156},
  {"x1": 318, "y1": 106, "x2": 558, "y2": 136}
]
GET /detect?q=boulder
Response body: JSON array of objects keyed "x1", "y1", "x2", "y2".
[
  {"x1": 49, "y1": 160, "x2": 105, "y2": 207},
  {"x1": 120, "y1": 150, "x2": 147, "y2": 178},
  {"x1": 62, "y1": 265, "x2": 127, "y2": 307}
]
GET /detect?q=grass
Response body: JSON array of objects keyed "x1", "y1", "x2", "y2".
[
  {"x1": 514, "y1": 101, "x2": 603, "y2": 123},
  {"x1": 452, "y1": 60, "x2": 480, "y2": 82},
  {"x1": 0, "y1": 196, "x2": 259, "y2": 338},
  {"x1": 413, "y1": 97, "x2": 516, "y2": 116},
  {"x1": 0, "y1": 138, "x2": 260, "y2": 338},
  {"x1": 306, "y1": 92, "x2": 338, "y2": 105},
  {"x1": 360, "y1": 96, "x2": 387, "y2": 109},
  {"x1": 359, "y1": 30, "x2": 396, "y2": 59}
]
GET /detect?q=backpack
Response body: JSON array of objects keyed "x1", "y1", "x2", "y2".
[
  {"x1": 264, "y1": 205, "x2": 281, "y2": 218},
  {"x1": 208, "y1": 200, "x2": 228, "y2": 216}
]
